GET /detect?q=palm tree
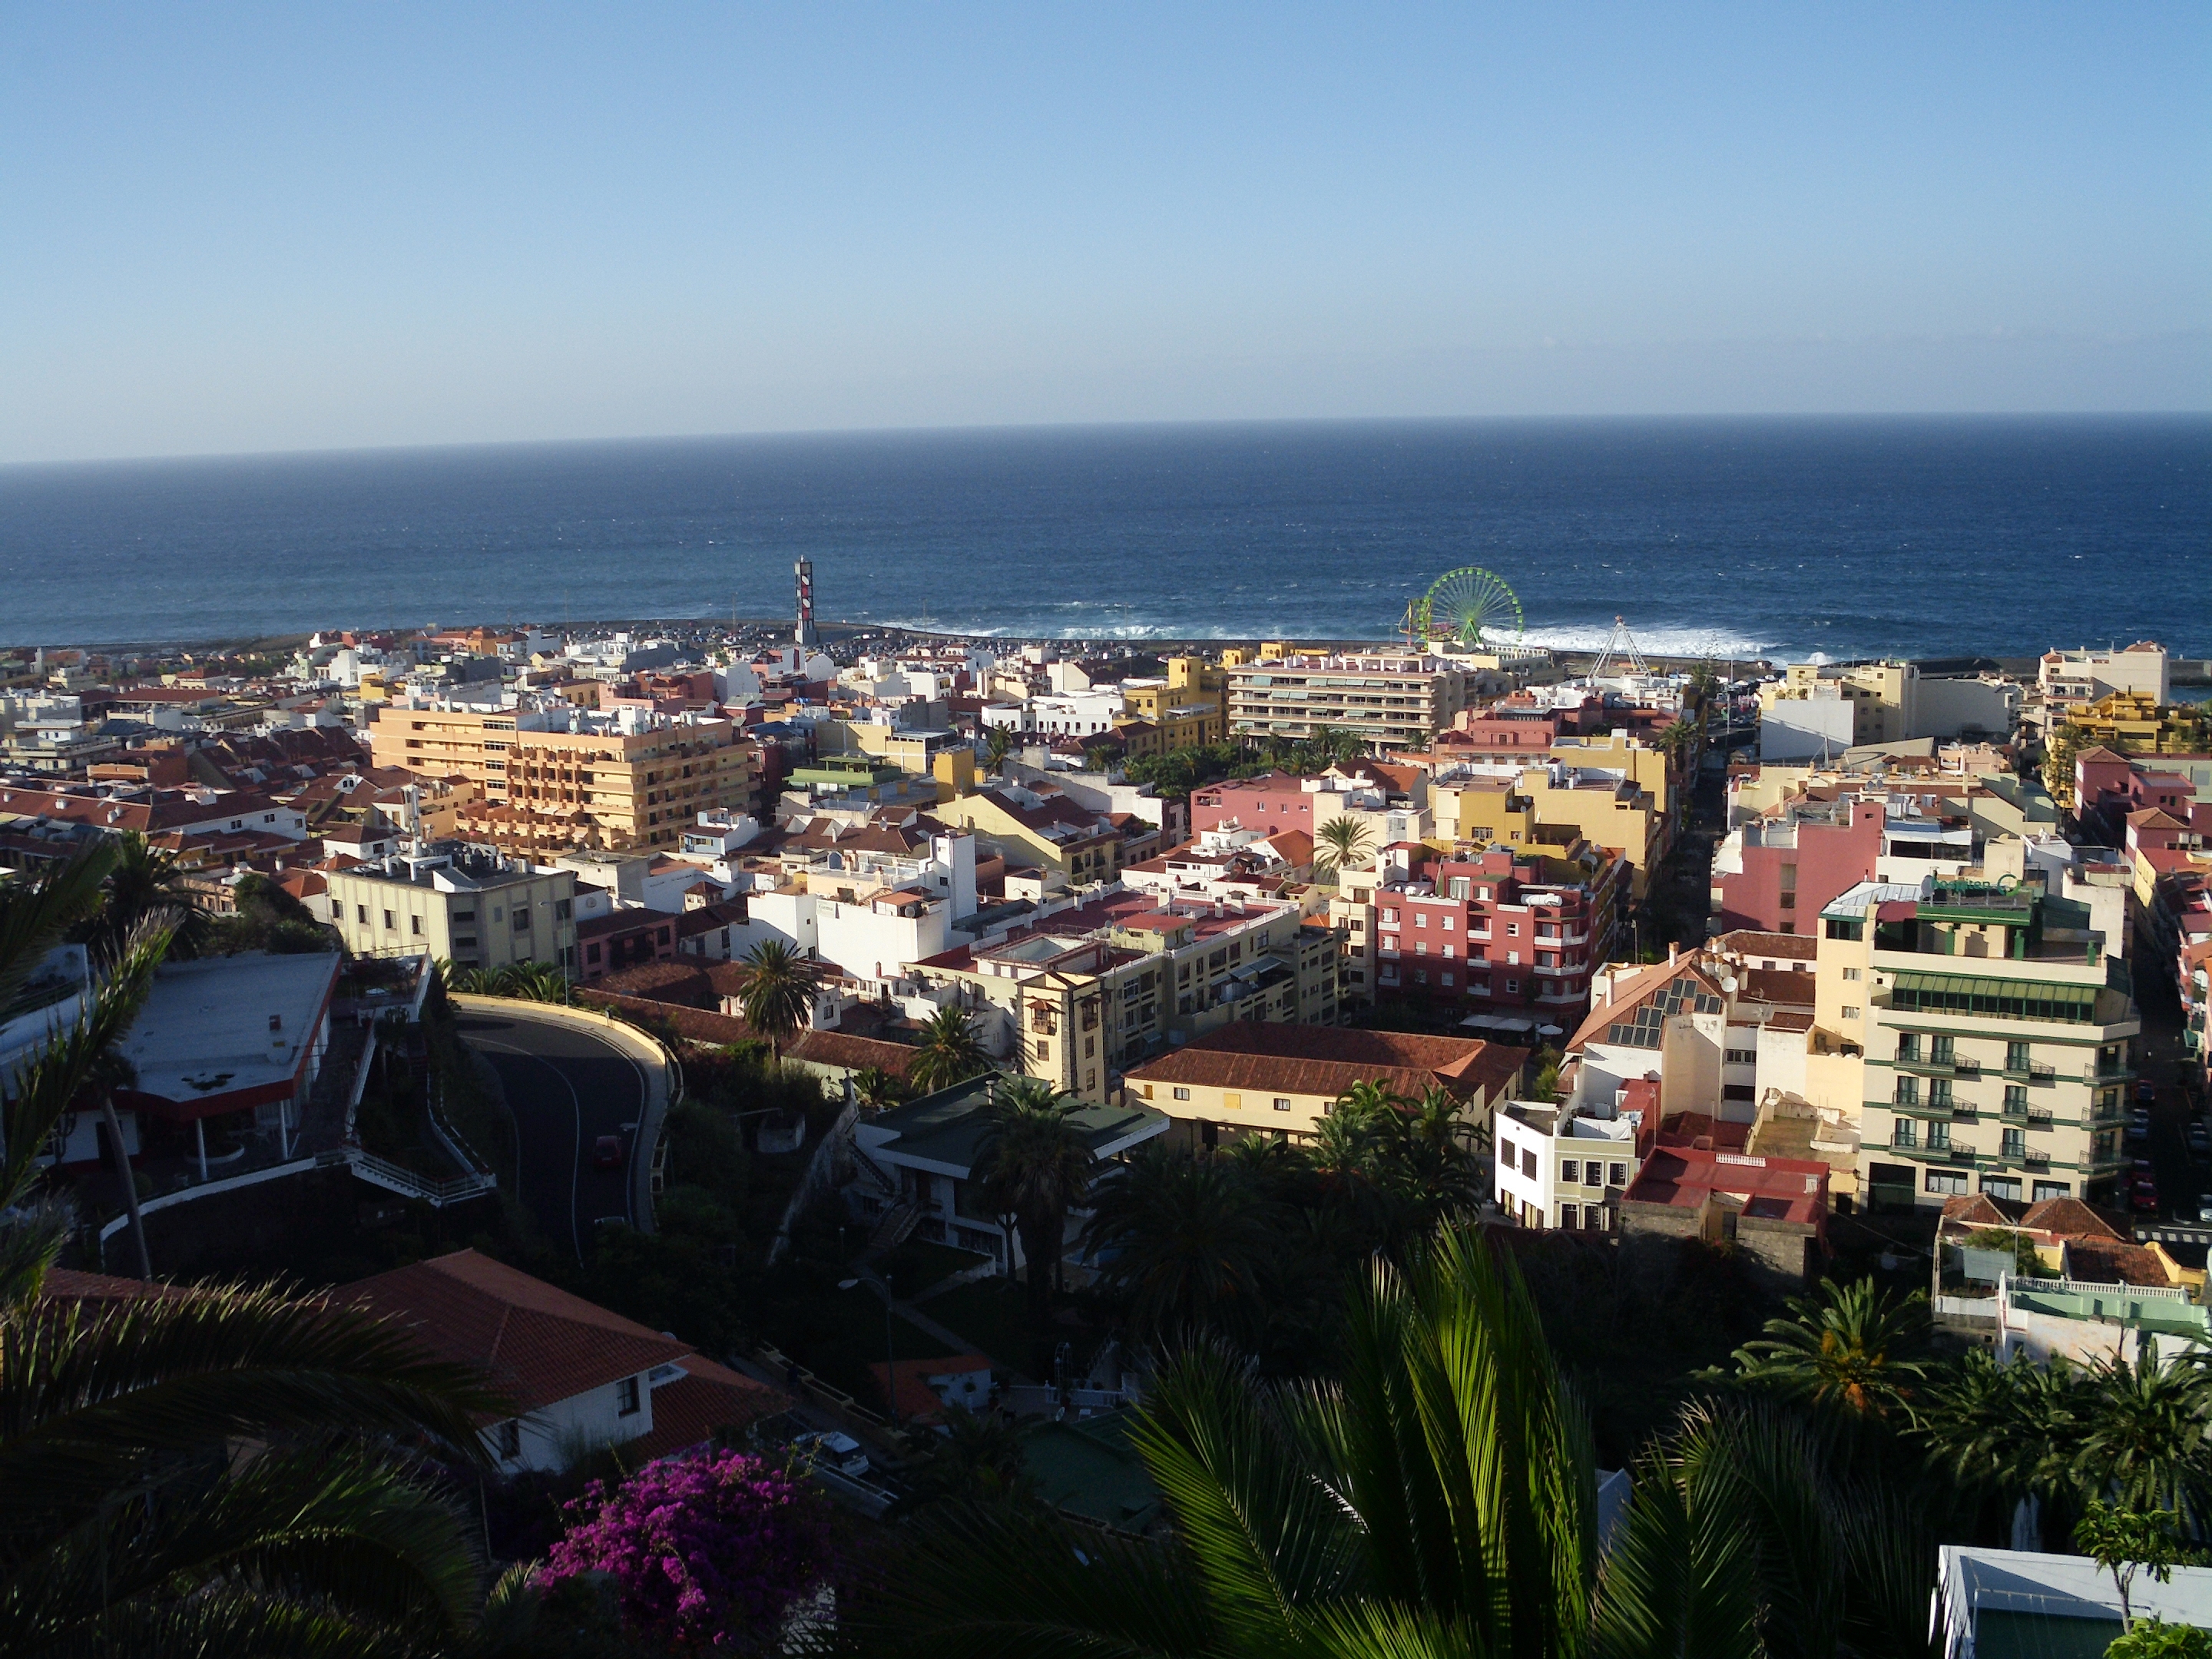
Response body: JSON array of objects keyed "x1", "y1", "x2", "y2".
[
  {"x1": 972, "y1": 1077, "x2": 1093, "y2": 1312},
  {"x1": 849, "y1": 1227, "x2": 1598, "y2": 1659},
  {"x1": 0, "y1": 1280, "x2": 514, "y2": 1655},
  {"x1": 851, "y1": 1066, "x2": 905, "y2": 1111},
  {"x1": 2069, "y1": 1351, "x2": 2212, "y2": 1531},
  {"x1": 1081, "y1": 1144, "x2": 1279, "y2": 1349},
  {"x1": 1913, "y1": 1346, "x2": 2085, "y2": 1544},
  {"x1": 728, "y1": 938, "x2": 821, "y2": 1061},
  {"x1": 982, "y1": 725, "x2": 1015, "y2": 775},
  {"x1": 1728, "y1": 1277, "x2": 1932, "y2": 1421},
  {"x1": 1315, "y1": 815, "x2": 1375, "y2": 881},
  {"x1": 1597, "y1": 1397, "x2": 1941, "y2": 1659},
  {"x1": 908, "y1": 1003, "x2": 990, "y2": 1094},
  {"x1": 78, "y1": 830, "x2": 210, "y2": 961}
]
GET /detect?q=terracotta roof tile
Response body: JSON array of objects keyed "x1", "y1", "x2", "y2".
[
  {"x1": 1125, "y1": 1024, "x2": 1521, "y2": 1104},
  {"x1": 346, "y1": 1250, "x2": 690, "y2": 1418}
]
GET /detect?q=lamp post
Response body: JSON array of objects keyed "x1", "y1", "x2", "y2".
[{"x1": 838, "y1": 1270, "x2": 896, "y2": 1426}]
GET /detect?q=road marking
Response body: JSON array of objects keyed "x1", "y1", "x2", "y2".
[{"x1": 469, "y1": 1033, "x2": 587, "y2": 1262}]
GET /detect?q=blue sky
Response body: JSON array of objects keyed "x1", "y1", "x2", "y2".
[{"x1": 2, "y1": 2, "x2": 2206, "y2": 462}]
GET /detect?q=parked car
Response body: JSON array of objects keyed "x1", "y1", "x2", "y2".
[
  {"x1": 2198, "y1": 1194, "x2": 2212, "y2": 1226},
  {"x1": 2137, "y1": 1079, "x2": 2160, "y2": 1105},
  {"x1": 2187, "y1": 1124, "x2": 2210, "y2": 1155},
  {"x1": 591, "y1": 1134, "x2": 624, "y2": 1170},
  {"x1": 793, "y1": 1430, "x2": 870, "y2": 1479},
  {"x1": 2131, "y1": 1179, "x2": 2160, "y2": 1214},
  {"x1": 2127, "y1": 1119, "x2": 2150, "y2": 1145}
]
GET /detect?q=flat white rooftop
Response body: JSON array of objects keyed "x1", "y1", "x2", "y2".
[{"x1": 119, "y1": 952, "x2": 341, "y2": 1108}]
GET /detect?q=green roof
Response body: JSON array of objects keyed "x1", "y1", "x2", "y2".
[{"x1": 866, "y1": 1075, "x2": 1169, "y2": 1172}]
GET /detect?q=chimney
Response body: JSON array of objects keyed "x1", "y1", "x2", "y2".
[{"x1": 1667, "y1": 942, "x2": 1679, "y2": 966}]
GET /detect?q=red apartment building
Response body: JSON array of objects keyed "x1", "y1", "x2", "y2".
[{"x1": 1372, "y1": 844, "x2": 1625, "y2": 1028}]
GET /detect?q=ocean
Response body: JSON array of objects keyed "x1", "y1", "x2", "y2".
[{"x1": 1, "y1": 416, "x2": 2206, "y2": 661}]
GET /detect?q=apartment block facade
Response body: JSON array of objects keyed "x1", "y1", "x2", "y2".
[
  {"x1": 328, "y1": 852, "x2": 581, "y2": 975},
  {"x1": 1227, "y1": 651, "x2": 1472, "y2": 751},
  {"x1": 368, "y1": 704, "x2": 757, "y2": 853},
  {"x1": 909, "y1": 891, "x2": 1343, "y2": 1104},
  {"x1": 1823, "y1": 878, "x2": 2140, "y2": 1212}
]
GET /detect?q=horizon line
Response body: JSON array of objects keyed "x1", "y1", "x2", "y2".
[{"x1": 8, "y1": 406, "x2": 2210, "y2": 473}]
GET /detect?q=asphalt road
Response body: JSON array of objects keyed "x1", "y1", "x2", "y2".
[{"x1": 459, "y1": 1008, "x2": 650, "y2": 1260}]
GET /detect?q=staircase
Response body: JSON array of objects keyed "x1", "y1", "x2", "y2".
[{"x1": 860, "y1": 1200, "x2": 922, "y2": 1259}]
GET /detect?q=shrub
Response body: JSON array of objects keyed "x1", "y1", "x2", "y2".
[{"x1": 541, "y1": 1449, "x2": 835, "y2": 1652}]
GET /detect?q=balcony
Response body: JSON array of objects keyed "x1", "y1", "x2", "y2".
[
  {"x1": 2000, "y1": 1061, "x2": 2058, "y2": 1084},
  {"x1": 2023, "y1": 1151, "x2": 2051, "y2": 1170}
]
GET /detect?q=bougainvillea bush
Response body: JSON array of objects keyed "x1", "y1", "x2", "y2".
[{"x1": 541, "y1": 1449, "x2": 836, "y2": 1651}]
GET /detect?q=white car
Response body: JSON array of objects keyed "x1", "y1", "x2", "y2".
[{"x1": 793, "y1": 1430, "x2": 870, "y2": 1479}]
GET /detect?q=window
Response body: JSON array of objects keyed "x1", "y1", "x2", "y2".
[
  {"x1": 1560, "y1": 1159, "x2": 1579, "y2": 1185},
  {"x1": 1505, "y1": 979, "x2": 1519, "y2": 995},
  {"x1": 1441, "y1": 972, "x2": 1454, "y2": 987},
  {"x1": 514, "y1": 908, "x2": 531, "y2": 932},
  {"x1": 382, "y1": 910, "x2": 395, "y2": 930},
  {"x1": 1982, "y1": 1176, "x2": 2022, "y2": 1201},
  {"x1": 1273, "y1": 1097, "x2": 1292, "y2": 1112},
  {"x1": 1926, "y1": 1170, "x2": 1966, "y2": 1194},
  {"x1": 1173, "y1": 1088, "x2": 1190, "y2": 1101},
  {"x1": 452, "y1": 908, "x2": 475, "y2": 922},
  {"x1": 1842, "y1": 966, "x2": 1861, "y2": 981},
  {"x1": 555, "y1": 898, "x2": 572, "y2": 920},
  {"x1": 1724, "y1": 1048, "x2": 1756, "y2": 1065},
  {"x1": 1415, "y1": 913, "x2": 1427, "y2": 928},
  {"x1": 1584, "y1": 1164, "x2": 1604, "y2": 1188},
  {"x1": 1825, "y1": 918, "x2": 1863, "y2": 941},
  {"x1": 1440, "y1": 914, "x2": 1454, "y2": 931},
  {"x1": 497, "y1": 1421, "x2": 522, "y2": 1459},
  {"x1": 1522, "y1": 1147, "x2": 1537, "y2": 1178},
  {"x1": 1505, "y1": 923, "x2": 1518, "y2": 936},
  {"x1": 1841, "y1": 1006, "x2": 1860, "y2": 1022},
  {"x1": 1035, "y1": 1040, "x2": 1050, "y2": 1061},
  {"x1": 410, "y1": 915, "x2": 423, "y2": 935},
  {"x1": 2003, "y1": 1084, "x2": 2028, "y2": 1113},
  {"x1": 2007, "y1": 1041, "x2": 2032, "y2": 1072},
  {"x1": 2001, "y1": 1128, "x2": 2025, "y2": 1157},
  {"x1": 1608, "y1": 1162, "x2": 1628, "y2": 1187},
  {"x1": 1928, "y1": 1121, "x2": 1950, "y2": 1150},
  {"x1": 1558, "y1": 1204, "x2": 1578, "y2": 1230},
  {"x1": 1929, "y1": 1078, "x2": 1953, "y2": 1109},
  {"x1": 1931, "y1": 1035, "x2": 1955, "y2": 1065},
  {"x1": 616, "y1": 1376, "x2": 641, "y2": 1416},
  {"x1": 1896, "y1": 1034, "x2": 1921, "y2": 1063},
  {"x1": 1892, "y1": 1121, "x2": 1918, "y2": 1148},
  {"x1": 356, "y1": 904, "x2": 368, "y2": 923},
  {"x1": 2031, "y1": 1180, "x2": 2071, "y2": 1201}
]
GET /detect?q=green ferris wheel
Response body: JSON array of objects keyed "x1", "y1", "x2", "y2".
[{"x1": 1416, "y1": 565, "x2": 1525, "y2": 648}]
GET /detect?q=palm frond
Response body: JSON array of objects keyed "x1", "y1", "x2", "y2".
[
  {"x1": 1131, "y1": 1344, "x2": 1366, "y2": 1653},
  {"x1": 0, "y1": 843, "x2": 115, "y2": 1013},
  {"x1": 0, "y1": 1280, "x2": 506, "y2": 1548},
  {"x1": 1, "y1": 918, "x2": 171, "y2": 1217},
  {"x1": 843, "y1": 1503, "x2": 1217, "y2": 1659},
  {"x1": 1591, "y1": 1443, "x2": 1761, "y2": 1659}
]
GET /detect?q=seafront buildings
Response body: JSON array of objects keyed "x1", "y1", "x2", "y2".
[{"x1": 4, "y1": 599, "x2": 2210, "y2": 1275}]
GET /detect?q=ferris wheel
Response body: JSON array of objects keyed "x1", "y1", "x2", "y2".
[{"x1": 1418, "y1": 565, "x2": 1525, "y2": 648}]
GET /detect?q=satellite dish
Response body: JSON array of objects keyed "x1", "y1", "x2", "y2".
[{"x1": 1721, "y1": 975, "x2": 1739, "y2": 994}]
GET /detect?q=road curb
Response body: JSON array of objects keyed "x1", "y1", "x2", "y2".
[{"x1": 450, "y1": 995, "x2": 674, "y2": 1237}]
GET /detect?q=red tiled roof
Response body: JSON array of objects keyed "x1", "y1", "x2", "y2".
[
  {"x1": 346, "y1": 1249, "x2": 690, "y2": 1419},
  {"x1": 624, "y1": 1356, "x2": 783, "y2": 1461},
  {"x1": 1125, "y1": 1023, "x2": 1522, "y2": 1104},
  {"x1": 1624, "y1": 1145, "x2": 1827, "y2": 1225},
  {"x1": 1713, "y1": 929, "x2": 1818, "y2": 961},
  {"x1": 866, "y1": 1353, "x2": 994, "y2": 1421}
]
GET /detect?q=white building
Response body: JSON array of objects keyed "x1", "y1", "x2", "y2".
[
  {"x1": 348, "y1": 1249, "x2": 778, "y2": 1475},
  {"x1": 1492, "y1": 1091, "x2": 1649, "y2": 1233}
]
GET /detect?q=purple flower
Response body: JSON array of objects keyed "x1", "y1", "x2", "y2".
[{"x1": 540, "y1": 1449, "x2": 835, "y2": 1650}]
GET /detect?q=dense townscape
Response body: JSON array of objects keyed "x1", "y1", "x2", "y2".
[{"x1": 5, "y1": 571, "x2": 2212, "y2": 1656}]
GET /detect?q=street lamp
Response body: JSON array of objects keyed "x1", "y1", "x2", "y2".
[{"x1": 837, "y1": 1270, "x2": 896, "y2": 1426}]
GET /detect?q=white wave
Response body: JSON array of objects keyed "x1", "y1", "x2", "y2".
[{"x1": 1518, "y1": 623, "x2": 1781, "y2": 659}]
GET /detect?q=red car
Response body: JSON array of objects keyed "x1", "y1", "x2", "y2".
[
  {"x1": 2131, "y1": 1178, "x2": 2160, "y2": 1214},
  {"x1": 592, "y1": 1135, "x2": 625, "y2": 1171}
]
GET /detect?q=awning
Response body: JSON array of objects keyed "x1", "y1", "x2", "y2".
[{"x1": 1888, "y1": 970, "x2": 2098, "y2": 1021}]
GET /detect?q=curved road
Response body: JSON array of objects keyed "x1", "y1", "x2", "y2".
[{"x1": 458, "y1": 1008, "x2": 652, "y2": 1260}]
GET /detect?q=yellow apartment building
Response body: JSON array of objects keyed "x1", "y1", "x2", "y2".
[{"x1": 368, "y1": 705, "x2": 757, "y2": 853}]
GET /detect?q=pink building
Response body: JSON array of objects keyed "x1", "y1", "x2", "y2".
[{"x1": 1711, "y1": 799, "x2": 1887, "y2": 937}]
